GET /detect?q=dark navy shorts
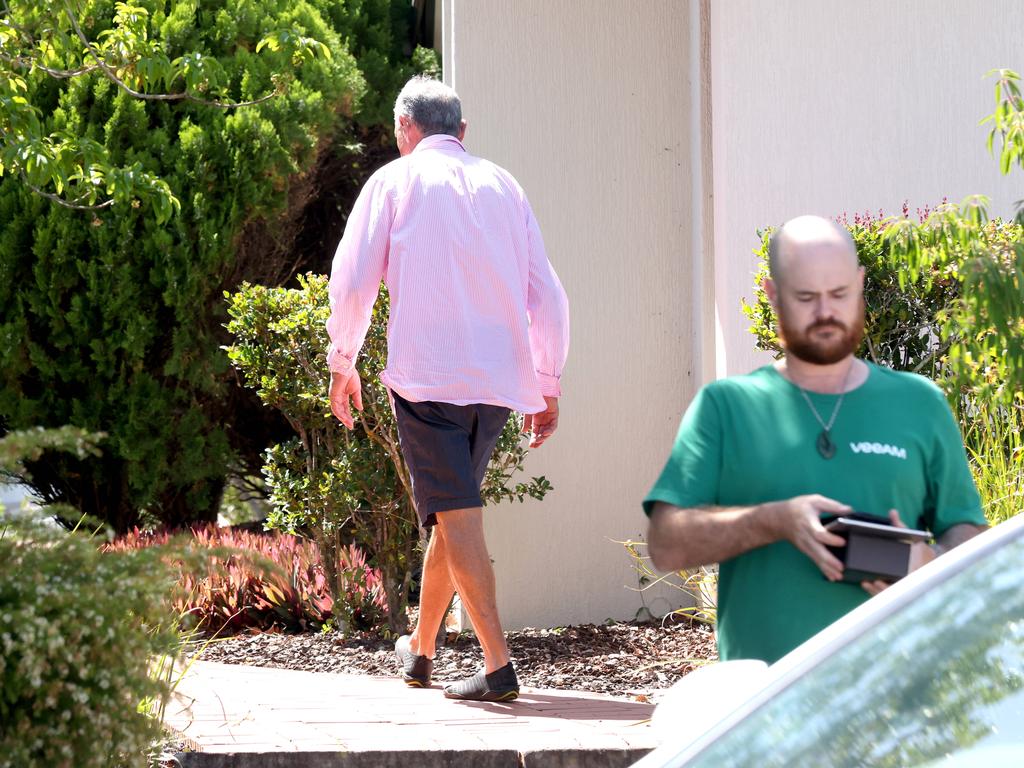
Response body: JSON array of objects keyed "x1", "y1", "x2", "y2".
[{"x1": 391, "y1": 392, "x2": 511, "y2": 528}]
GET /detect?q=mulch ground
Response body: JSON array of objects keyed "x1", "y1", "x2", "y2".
[{"x1": 191, "y1": 619, "x2": 718, "y2": 702}]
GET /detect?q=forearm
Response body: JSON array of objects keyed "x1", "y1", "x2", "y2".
[
  {"x1": 647, "y1": 500, "x2": 783, "y2": 572},
  {"x1": 325, "y1": 274, "x2": 378, "y2": 373},
  {"x1": 933, "y1": 522, "x2": 988, "y2": 556},
  {"x1": 890, "y1": 522, "x2": 988, "y2": 588}
]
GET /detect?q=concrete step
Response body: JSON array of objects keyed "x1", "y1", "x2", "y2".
[{"x1": 167, "y1": 661, "x2": 657, "y2": 768}]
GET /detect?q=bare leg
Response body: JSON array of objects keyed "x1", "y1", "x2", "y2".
[
  {"x1": 409, "y1": 527, "x2": 455, "y2": 659},
  {"x1": 434, "y1": 506, "x2": 510, "y2": 673}
]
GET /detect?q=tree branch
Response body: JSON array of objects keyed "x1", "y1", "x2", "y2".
[
  {"x1": 21, "y1": 173, "x2": 114, "y2": 210},
  {"x1": 61, "y1": 0, "x2": 281, "y2": 109},
  {"x1": 911, "y1": 339, "x2": 954, "y2": 374},
  {"x1": 0, "y1": 52, "x2": 99, "y2": 79}
]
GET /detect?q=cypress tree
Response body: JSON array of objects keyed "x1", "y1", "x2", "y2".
[{"x1": 0, "y1": 0, "x2": 423, "y2": 531}]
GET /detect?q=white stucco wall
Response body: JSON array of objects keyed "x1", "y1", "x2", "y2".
[
  {"x1": 434, "y1": 0, "x2": 1021, "y2": 629},
  {"x1": 712, "y1": 0, "x2": 1024, "y2": 377},
  {"x1": 440, "y1": 0, "x2": 706, "y2": 629}
]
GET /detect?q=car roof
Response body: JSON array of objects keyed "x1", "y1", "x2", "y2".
[{"x1": 635, "y1": 513, "x2": 1024, "y2": 768}]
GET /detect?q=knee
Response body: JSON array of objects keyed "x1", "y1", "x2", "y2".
[{"x1": 435, "y1": 507, "x2": 485, "y2": 546}]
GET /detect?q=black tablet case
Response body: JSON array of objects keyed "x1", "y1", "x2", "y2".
[{"x1": 821, "y1": 512, "x2": 931, "y2": 584}]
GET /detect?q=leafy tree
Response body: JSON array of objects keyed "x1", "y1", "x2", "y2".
[
  {"x1": 0, "y1": 0, "x2": 427, "y2": 533},
  {"x1": 0, "y1": 0, "x2": 330, "y2": 218}
]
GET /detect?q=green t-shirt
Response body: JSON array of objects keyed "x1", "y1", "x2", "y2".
[{"x1": 643, "y1": 362, "x2": 985, "y2": 663}]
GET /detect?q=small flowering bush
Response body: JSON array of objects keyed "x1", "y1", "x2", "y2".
[
  {"x1": 743, "y1": 203, "x2": 970, "y2": 378},
  {"x1": 0, "y1": 518, "x2": 181, "y2": 768},
  {"x1": 107, "y1": 526, "x2": 387, "y2": 635}
]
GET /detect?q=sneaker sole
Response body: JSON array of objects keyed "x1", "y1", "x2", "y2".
[
  {"x1": 394, "y1": 637, "x2": 432, "y2": 688},
  {"x1": 444, "y1": 689, "x2": 519, "y2": 702}
]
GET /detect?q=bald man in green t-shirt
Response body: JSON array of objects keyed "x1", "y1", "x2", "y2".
[{"x1": 644, "y1": 215, "x2": 988, "y2": 664}]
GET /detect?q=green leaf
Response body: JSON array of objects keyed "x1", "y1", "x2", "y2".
[{"x1": 256, "y1": 37, "x2": 279, "y2": 53}]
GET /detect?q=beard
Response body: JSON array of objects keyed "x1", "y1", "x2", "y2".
[{"x1": 777, "y1": 297, "x2": 865, "y2": 365}]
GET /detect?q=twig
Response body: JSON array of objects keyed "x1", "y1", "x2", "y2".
[
  {"x1": 0, "y1": 51, "x2": 99, "y2": 78},
  {"x1": 911, "y1": 339, "x2": 953, "y2": 374},
  {"x1": 62, "y1": 0, "x2": 280, "y2": 109},
  {"x1": 864, "y1": 334, "x2": 879, "y2": 364},
  {"x1": 21, "y1": 173, "x2": 114, "y2": 210}
]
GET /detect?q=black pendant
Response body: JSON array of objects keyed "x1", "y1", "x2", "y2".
[{"x1": 816, "y1": 430, "x2": 836, "y2": 459}]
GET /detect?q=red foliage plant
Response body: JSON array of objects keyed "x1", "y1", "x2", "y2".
[{"x1": 105, "y1": 526, "x2": 386, "y2": 636}]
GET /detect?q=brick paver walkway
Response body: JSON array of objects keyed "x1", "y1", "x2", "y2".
[{"x1": 166, "y1": 660, "x2": 658, "y2": 767}]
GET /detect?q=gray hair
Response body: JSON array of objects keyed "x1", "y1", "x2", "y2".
[{"x1": 394, "y1": 76, "x2": 462, "y2": 138}]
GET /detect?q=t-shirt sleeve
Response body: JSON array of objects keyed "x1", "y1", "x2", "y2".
[
  {"x1": 921, "y1": 387, "x2": 986, "y2": 535},
  {"x1": 642, "y1": 385, "x2": 723, "y2": 516}
]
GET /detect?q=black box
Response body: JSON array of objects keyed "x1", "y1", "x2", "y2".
[{"x1": 824, "y1": 513, "x2": 932, "y2": 584}]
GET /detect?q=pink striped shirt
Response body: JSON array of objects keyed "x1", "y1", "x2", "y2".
[{"x1": 326, "y1": 134, "x2": 570, "y2": 414}]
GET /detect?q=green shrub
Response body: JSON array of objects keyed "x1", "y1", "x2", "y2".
[
  {"x1": 740, "y1": 208, "x2": 998, "y2": 379},
  {"x1": 742, "y1": 211, "x2": 1024, "y2": 405},
  {"x1": 877, "y1": 70, "x2": 1024, "y2": 524},
  {"x1": 0, "y1": 518, "x2": 188, "y2": 768},
  {"x1": 0, "y1": 426, "x2": 105, "y2": 480},
  {"x1": 885, "y1": 197, "x2": 1024, "y2": 408},
  {"x1": 881, "y1": 69, "x2": 1024, "y2": 406},
  {"x1": 0, "y1": 426, "x2": 187, "y2": 767},
  {"x1": 225, "y1": 273, "x2": 552, "y2": 635},
  {"x1": 0, "y1": 0, "x2": 425, "y2": 534}
]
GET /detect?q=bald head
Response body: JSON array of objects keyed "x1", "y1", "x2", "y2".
[
  {"x1": 764, "y1": 215, "x2": 865, "y2": 365},
  {"x1": 768, "y1": 215, "x2": 858, "y2": 285}
]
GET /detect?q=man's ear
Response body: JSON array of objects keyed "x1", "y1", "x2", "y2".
[
  {"x1": 457, "y1": 119, "x2": 467, "y2": 141},
  {"x1": 763, "y1": 277, "x2": 778, "y2": 306}
]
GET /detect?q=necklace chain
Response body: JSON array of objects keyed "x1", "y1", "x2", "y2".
[
  {"x1": 798, "y1": 387, "x2": 845, "y2": 432},
  {"x1": 793, "y1": 363, "x2": 855, "y2": 459}
]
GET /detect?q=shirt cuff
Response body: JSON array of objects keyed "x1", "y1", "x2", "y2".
[
  {"x1": 327, "y1": 347, "x2": 355, "y2": 375},
  {"x1": 536, "y1": 371, "x2": 561, "y2": 398}
]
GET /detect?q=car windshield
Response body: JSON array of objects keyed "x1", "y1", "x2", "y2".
[{"x1": 679, "y1": 535, "x2": 1024, "y2": 768}]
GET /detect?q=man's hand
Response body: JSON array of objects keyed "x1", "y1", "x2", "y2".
[
  {"x1": 523, "y1": 396, "x2": 559, "y2": 448},
  {"x1": 771, "y1": 495, "x2": 852, "y2": 582},
  {"x1": 861, "y1": 509, "x2": 935, "y2": 596},
  {"x1": 329, "y1": 370, "x2": 363, "y2": 429}
]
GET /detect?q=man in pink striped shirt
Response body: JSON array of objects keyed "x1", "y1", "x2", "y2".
[{"x1": 326, "y1": 76, "x2": 569, "y2": 702}]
